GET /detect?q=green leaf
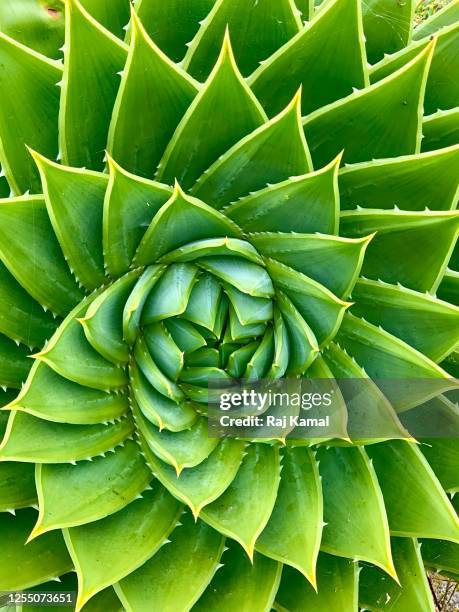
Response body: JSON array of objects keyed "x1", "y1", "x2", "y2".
[
  {"x1": 134, "y1": 336, "x2": 184, "y2": 402},
  {"x1": 244, "y1": 327, "x2": 274, "y2": 379},
  {"x1": 422, "y1": 107, "x2": 459, "y2": 152},
  {"x1": 250, "y1": 0, "x2": 368, "y2": 117},
  {"x1": 341, "y1": 209, "x2": 459, "y2": 292},
  {"x1": 339, "y1": 145, "x2": 459, "y2": 211},
  {"x1": 107, "y1": 11, "x2": 199, "y2": 178},
  {"x1": 7, "y1": 361, "x2": 129, "y2": 425},
  {"x1": 317, "y1": 446, "x2": 396, "y2": 577},
  {"x1": 438, "y1": 269, "x2": 459, "y2": 306},
  {"x1": 64, "y1": 484, "x2": 182, "y2": 609},
  {"x1": 0, "y1": 334, "x2": 32, "y2": 388},
  {"x1": 140, "y1": 264, "x2": 199, "y2": 325},
  {"x1": 360, "y1": 538, "x2": 434, "y2": 611},
  {"x1": 182, "y1": 273, "x2": 223, "y2": 331},
  {"x1": 142, "y1": 438, "x2": 245, "y2": 518},
  {"x1": 156, "y1": 33, "x2": 266, "y2": 190},
  {"x1": 160, "y1": 237, "x2": 263, "y2": 265},
  {"x1": 230, "y1": 310, "x2": 268, "y2": 346},
  {"x1": 0, "y1": 195, "x2": 84, "y2": 316},
  {"x1": 59, "y1": 0, "x2": 127, "y2": 170},
  {"x1": 0, "y1": 461, "x2": 36, "y2": 511},
  {"x1": 183, "y1": 0, "x2": 301, "y2": 79},
  {"x1": 32, "y1": 440, "x2": 151, "y2": 537},
  {"x1": 0, "y1": 509, "x2": 72, "y2": 591},
  {"x1": 79, "y1": 0, "x2": 130, "y2": 39},
  {"x1": 226, "y1": 342, "x2": 260, "y2": 378},
  {"x1": 420, "y1": 438, "x2": 459, "y2": 493},
  {"x1": 366, "y1": 441, "x2": 459, "y2": 542},
  {"x1": 224, "y1": 285, "x2": 272, "y2": 325},
  {"x1": 201, "y1": 444, "x2": 280, "y2": 558},
  {"x1": 275, "y1": 554, "x2": 359, "y2": 612},
  {"x1": 250, "y1": 233, "x2": 371, "y2": 298},
  {"x1": 336, "y1": 314, "x2": 455, "y2": 410},
  {"x1": 134, "y1": 411, "x2": 218, "y2": 473},
  {"x1": 0, "y1": 261, "x2": 58, "y2": 348},
  {"x1": 134, "y1": 0, "x2": 216, "y2": 63},
  {"x1": 186, "y1": 347, "x2": 220, "y2": 368},
  {"x1": 122, "y1": 265, "x2": 166, "y2": 345},
  {"x1": 225, "y1": 156, "x2": 340, "y2": 235},
  {"x1": 130, "y1": 365, "x2": 197, "y2": 432},
  {"x1": 302, "y1": 42, "x2": 434, "y2": 167},
  {"x1": 144, "y1": 323, "x2": 184, "y2": 381},
  {"x1": 164, "y1": 318, "x2": 207, "y2": 353},
  {"x1": 276, "y1": 291, "x2": 319, "y2": 375},
  {"x1": 295, "y1": 0, "x2": 314, "y2": 19},
  {"x1": 192, "y1": 91, "x2": 312, "y2": 209},
  {"x1": 362, "y1": 0, "x2": 415, "y2": 64},
  {"x1": 421, "y1": 537, "x2": 459, "y2": 575},
  {"x1": 0, "y1": 411, "x2": 134, "y2": 463},
  {"x1": 134, "y1": 184, "x2": 242, "y2": 265},
  {"x1": 371, "y1": 24, "x2": 459, "y2": 116},
  {"x1": 116, "y1": 511, "x2": 224, "y2": 611},
  {"x1": 35, "y1": 297, "x2": 128, "y2": 391},
  {"x1": 267, "y1": 259, "x2": 349, "y2": 345},
  {"x1": 268, "y1": 308, "x2": 290, "y2": 379},
  {"x1": 193, "y1": 542, "x2": 282, "y2": 612},
  {"x1": 351, "y1": 279, "x2": 459, "y2": 362},
  {"x1": 103, "y1": 159, "x2": 172, "y2": 278},
  {"x1": 198, "y1": 257, "x2": 274, "y2": 298},
  {"x1": 81, "y1": 271, "x2": 141, "y2": 365},
  {"x1": 414, "y1": 0, "x2": 459, "y2": 39},
  {"x1": 257, "y1": 447, "x2": 322, "y2": 585},
  {"x1": 32, "y1": 154, "x2": 108, "y2": 291},
  {"x1": 0, "y1": 33, "x2": 60, "y2": 194}
]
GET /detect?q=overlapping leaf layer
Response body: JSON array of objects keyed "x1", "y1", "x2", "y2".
[{"x1": 0, "y1": 0, "x2": 459, "y2": 610}]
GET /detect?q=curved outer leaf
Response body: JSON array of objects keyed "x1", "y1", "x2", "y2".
[
  {"x1": 201, "y1": 443, "x2": 281, "y2": 559},
  {"x1": 33, "y1": 296, "x2": 128, "y2": 391},
  {"x1": 0, "y1": 33, "x2": 61, "y2": 194},
  {"x1": 250, "y1": 0, "x2": 368, "y2": 117},
  {"x1": 317, "y1": 446, "x2": 396, "y2": 577},
  {"x1": 359, "y1": 537, "x2": 435, "y2": 612},
  {"x1": 116, "y1": 511, "x2": 225, "y2": 612},
  {"x1": 64, "y1": 484, "x2": 182, "y2": 609},
  {"x1": 142, "y1": 437, "x2": 246, "y2": 519},
  {"x1": 32, "y1": 154, "x2": 108, "y2": 291},
  {"x1": 134, "y1": 0, "x2": 216, "y2": 63},
  {"x1": 302, "y1": 42, "x2": 434, "y2": 167},
  {"x1": 31, "y1": 440, "x2": 151, "y2": 537},
  {"x1": 340, "y1": 209, "x2": 459, "y2": 292},
  {"x1": 421, "y1": 536, "x2": 459, "y2": 575},
  {"x1": 422, "y1": 107, "x2": 459, "y2": 152},
  {"x1": 267, "y1": 259, "x2": 350, "y2": 345},
  {"x1": 256, "y1": 446, "x2": 323, "y2": 586},
  {"x1": 351, "y1": 279, "x2": 459, "y2": 362},
  {"x1": 362, "y1": 0, "x2": 415, "y2": 64},
  {"x1": 225, "y1": 155, "x2": 340, "y2": 235},
  {"x1": 366, "y1": 441, "x2": 459, "y2": 542},
  {"x1": 183, "y1": 0, "x2": 302, "y2": 79},
  {"x1": 339, "y1": 145, "x2": 459, "y2": 211},
  {"x1": 79, "y1": 0, "x2": 130, "y2": 39},
  {"x1": 59, "y1": 0, "x2": 127, "y2": 170},
  {"x1": 103, "y1": 158, "x2": 172, "y2": 277},
  {"x1": 0, "y1": 196, "x2": 84, "y2": 316},
  {"x1": 0, "y1": 509, "x2": 72, "y2": 591},
  {"x1": 134, "y1": 183, "x2": 242, "y2": 265},
  {"x1": 250, "y1": 233, "x2": 371, "y2": 298},
  {"x1": 0, "y1": 261, "x2": 58, "y2": 348},
  {"x1": 192, "y1": 91, "x2": 312, "y2": 209},
  {"x1": 370, "y1": 22, "x2": 459, "y2": 115},
  {"x1": 156, "y1": 32, "x2": 267, "y2": 189},
  {"x1": 0, "y1": 460, "x2": 36, "y2": 511},
  {"x1": 107, "y1": 10, "x2": 199, "y2": 178},
  {"x1": 193, "y1": 541, "x2": 282, "y2": 612},
  {"x1": 275, "y1": 553, "x2": 359, "y2": 612},
  {"x1": 0, "y1": 411, "x2": 134, "y2": 463}
]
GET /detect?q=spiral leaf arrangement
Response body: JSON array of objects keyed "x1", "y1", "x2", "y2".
[{"x1": 0, "y1": 0, "x2": 459, "y2": 610}]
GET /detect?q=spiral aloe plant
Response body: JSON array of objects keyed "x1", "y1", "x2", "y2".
[{"x1": 0, "y1": 0, "x2": 459, "y2": 610}]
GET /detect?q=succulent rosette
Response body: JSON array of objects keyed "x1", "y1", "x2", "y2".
[{"x1": 0, "y1": 0, "x2": 459, "y2": 610}]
